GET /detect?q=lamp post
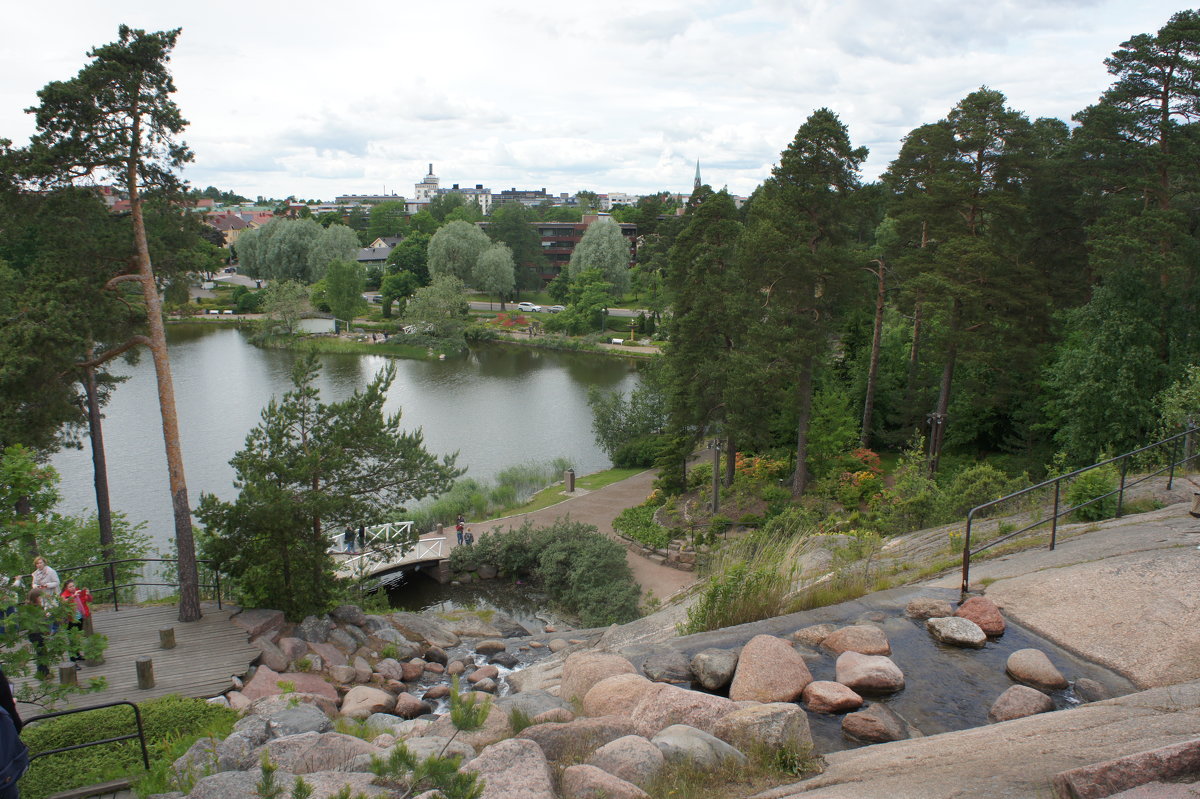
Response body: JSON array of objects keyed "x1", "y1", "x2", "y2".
[{"x1": 709, "y1": 438, "x2": 722, "y2": 514}]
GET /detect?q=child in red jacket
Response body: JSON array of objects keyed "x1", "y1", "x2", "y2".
[{"x1": 60, "y1": 579, "x2": 92, "y2": 666}]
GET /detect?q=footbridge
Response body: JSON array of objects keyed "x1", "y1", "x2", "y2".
[{"x1": 331, "y1": 521, "x2": 452, "y2": 582}]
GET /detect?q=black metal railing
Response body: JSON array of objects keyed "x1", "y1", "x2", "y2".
[
  {"x1": 57, "y1": 558, "x2": 222, "y2": 612},
  {"x1": 24, "y1": 700, "x2": 150, "y2": 770},
  {"x1": 961, "y1": 428, "x2": 1199, "y2": 594}
]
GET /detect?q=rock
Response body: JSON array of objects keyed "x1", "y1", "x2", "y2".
[
  {"x1": 842, "y1": 703, "x2": 913, "y2": 743},
  {"x1": 374, "y1": 658, "x2": 405, "y2": 682},
  {"x1": 206, "y1": 696, "x2": 230, "y2": 709},
  {"x1": 265, "y1": 704, "x2": 333, "y2": 738},
  {"x1": 249, "y1": 692, "x2": 339, "y2": 721},
  {"x1": 189, "y1": 769, "x2": 388, "y2": 799},
  {"x1": 447, "y1": 661, "x2": 466, "y2": 676},
  {"x1": 393, "y1": 719, "x2": 432, "y2": 740},
  {"x1": 587, "y1": 735, "x2": 665, "y2": 789},
  {"x1": 371, "y1": 629, "x2": 420, "y2": 658},
  {"x1": 215, "y1": 731, "x2": 258, "y2": 771},
  {"x1": 307, "y1": 641, "x2": 347, "y2": 668},
  {"x1": 445, "y1": 614, "x2": 500, "y2": 638},
  {"x1": 729, "y1": 634, "x2": 813, "y2": 703},
  {"x1": 477, "y1": 564, "x2": 499, "y2": 580},
  {"x1": 491, "y1": 611, "x2": 532, "y2": 638},
  {"x1": 297, "y1": 615, "x2": 335, "y2": 644},
  {"x1": 821, "y1": 624, "x2": 892, "y2": 656},
  {"x1": 257, "y1": 731, "x2": 379, "y2": 774},
  {"x1": 327, "y1": 628, "x2": 358, "y2": 653},
  {"x1": 328, "y1": 664, "x2": 356, "y2": 684},
  {"x1": 330, "y1": 604, "x2": 367, "y2": 627},
  {"x1": 462, "y1": 738, "x2": 555, "y2": 799},
  {"x1": 394, "y1": 692, "x2": 432, "y2": 719},
  {"x1": 956, "y1": 595, "x2": 1006, "y2": 636},
  {"x1": 533, "y1": 708, "x2": 574, "y2": 724},
  {"x1": 473, "y1": 678, "x2": 498, "y2": 693},
  {"x1": 171, "y1": 737, "x2": 221, "y2": 784},
  {"x1": 1074, "y1": 678, "x2": 1110, "y2": 704},
  {"x1": 548, "y1": 638, "x2": 570, "y2": 652},
  {"x1": 388, "y1": 612, "x2": 460, "y2": 648},
  {"x1": 583, "y1": 673, "x2": 656, "y2": 718},
  {"x1": 927, "y1": 616, "x2": 987, "y2": 648},
  {"x1": 231, "y1": 715, "x2": 271, "y2": 745},
  {"x1": 651, "y1": 724, "x2": 747, "y2": 770},
  {"x1": 489, "y1": 652, "x2": 519, "y2": 669},
  {"x1": 801, "y1": 681, "x2": 864, "y2": 714},
  {"x1": 360, "y1": 615, "x2": 391, "y2": 633},
  {"x1": 497, "y1": 689, "x2": 572, "y2": 719},
  {"x1": 518, "y1": 716, "x2": 640, "y2": 762},
  {"x1": 905, "y1": 597, "x2": 955, "y2": 619},
  {"x1": 561, "y1": 764, "x2": 650, "y2": 799},
  {"x1": 240, "y1": 666, "x2": 338, "y2": 703},
  {"x1": 1006, "y1": 649, "x2": 1069, "y2": 691},
  {"x1": 364, "y1": 713, "x2": 405, "y2": 734},
  {"x1": 423, "y1": 684, "x2": 451, "y2": 701},
  {"x1": 424, "y1": 645, "x2": 449, "y2": 665},
  {"x1": 254, "y1": 637, "x2": 291, "y2": 673},
  {"x1": 290, "y1": 771, "x2": 390, "y2": 797},
  {"x1": 476, "y1": 639, "x2": 507, "y2": 655},
  {"x1": 713, "y1": 702, "x2": 812, "y2": 752},
  {"x1": 277, "y1": 637, "x2": 308, "y2": 661},
  {"x1": 232, "y1": 608, "x2": 285, "y2": 639},
  {"x1": 988, "y1": 685, "x2": 1055, "y2": 723},
  {"x1": 227, "y1": 691, "x2": 250, "y2": 711},
  {"x1": 425, "y1": 662, "x2": 446, "y2": 674},
  {"x1": 529, "y1": 641, "x2": 545, "y2": 649},
  {"x1": 427, "y1": 703, "x2": 512, "y2": 749},
  {"x1": 690, "y1": 648, "x2": 739, "y2": 691},
  {"x1": 398, "y1": 735, "x2": 477, "y2": 761},
  {"x1": 792, "y1": 623, "x2": 837, "y2": 647},
  {"x1": 401, "y1": 661, "x2": 425, "y2": 682},
  {"x1": 629, "y1": 682, "x2": 737, "y2": 737},
  {"x1": 834, "y1": 651, "x2": 905, "y2": 694},
  {"x1": 340, "y1": 685, "x2": 396, "y2": 719},
  {"x1": 468, "y1": 665, "x2": 499, "y2": 683},
  {"x1": 561, "y1": 652, "x2": 638, "y2": 703},
  {"x1": 641, "y1": 648, "x2": 692, "y2": 685}
]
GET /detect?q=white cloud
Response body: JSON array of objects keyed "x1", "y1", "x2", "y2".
[{"x1": 0, "y1": 0, "x2": 1188, "y2": 199}]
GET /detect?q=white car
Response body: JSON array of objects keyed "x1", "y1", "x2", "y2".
[
  {"x1": 547, "y1": 305, "x2": 565, "y2": 313},
  {"x1": 517, "y1": 302, "x2": 542, "y2": 313}
]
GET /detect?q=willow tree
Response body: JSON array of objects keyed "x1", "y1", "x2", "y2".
[{"x1": 27, "y1": 26, "x2": 202, "y2": 621}]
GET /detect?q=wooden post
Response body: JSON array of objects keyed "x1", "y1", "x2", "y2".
[
  {"x1": 57, "y1": 663, "x2": 77, "y2": 687},
  {"x1": 136, "y1": 656, "x2": 155, "y2": 689},
  {"x1": 83, "y1": 616, "x2": 94, "y2": 636},
  {"x1": 159, "y1": 627, "x2": 176, "y2": 650}
]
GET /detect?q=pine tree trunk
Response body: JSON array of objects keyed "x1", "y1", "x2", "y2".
[
  {"x1": 860, "y1": 262, "x2": 885, "y2": 447},
  {"x1": 127, "y1": 117, "x2": 201, "y2": 623},
  {"x1": 724, "y1": 433, "x2": 735, "y2": 488},
  {"x1": 792, "y1": 356, "x2": 815, "y2": 497},
  {"x1": 82, "y1": 363, "x2": 115, "y2": 569},
  {"x1": 929, "y1": 300, "x2": 961, "y2": 476}
]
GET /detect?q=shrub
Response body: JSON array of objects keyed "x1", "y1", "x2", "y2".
[
  {"x1": 760, "y1": 484, "x2": 793, "y2": 519},
  {"x1": 613, "y1": 434, "x2": 668, "y2": 468},
  {"x1": 1065, "y1": 465, "x2": 1119, "y2": 521},
  {"x1": 612, "y1": 505, "x2": 671, "y2": 548},
  {"x1": 937, "y1": 462, "x2": 1024, "y2": 519}
]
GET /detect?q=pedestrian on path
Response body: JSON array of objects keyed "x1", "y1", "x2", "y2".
[
  {"x1": 464, "y1": 528, "x2": 474, "y2": 546},
  {"x1": 344, "y1": 526, "x2": 357, "y2": 554},
  {"x1": 456, "y1": 515, "x2": 465, "y2": 546},
  {"x1": 60, "y1": 579, "x2": 92, "y2": 666}
]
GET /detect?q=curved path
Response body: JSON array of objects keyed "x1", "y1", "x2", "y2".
[{"x1": 470, "y1": 469, "x2": 696, "y2": 600}]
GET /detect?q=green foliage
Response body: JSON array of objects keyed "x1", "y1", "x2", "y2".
[
  {"x1": 1065, "y1": 465, "x2": 1119, "y2": 521},
  {"x1": 937, "y1": 462, "x2": 1024, "y2": 519},
  {"x1": 428, "y1": 220, "x2": 491, "y2": 284},
  {"x1": 679, "y1": 530, "x2": 797, "y2": 634},
  {"x1": 333, "y1": 717, "x2": 385, "y2": 741},
  {"x1": 405, "y1": 458, "x2": 570, "y2": 533},
  {"x1": 22, "y1": 694, "x2": 237, "y2": 799},
  {"x1": 324, "y1": 259, "x2": 367, "y2": 326},
  {"x1": 587, "y1": 377, "x2": 667, "y2": 462},
  {"x1": 508, "y1": 706, "x2": 535, "y2": 734},
  {"x1": 613, "y1": 505, "x2": 670, "y2": 548},
  {"x1": 805, "y1": 385, "x2": 861, "y2": 477},
  {"x1": 403, "y1": 274, "x2": 471, "y2": 345},
  {"x1": 567, "y1": 219, "x2": 632, "y2": 297},
  {"x1": 613, "y1": 434, "x2": 668, "y2": 468}
]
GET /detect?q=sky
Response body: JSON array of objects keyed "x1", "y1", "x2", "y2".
[{"x1": 0, "y1": 1, "x2": 1191, "y2": 203}]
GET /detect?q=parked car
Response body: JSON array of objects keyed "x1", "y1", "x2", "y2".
[
  {"x1": 547, "y1": 305, "x2": 565, "y2": 313},
  {"x1": 517, "y1": 302, "x2": 543, "y2": 313}
]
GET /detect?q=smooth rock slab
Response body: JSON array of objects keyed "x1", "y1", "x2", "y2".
[
  {"x1": 834, "y1": 651, "x2": 905, "y2": 694},
  {"x1": 927, "y1": 616, "x2": 987, "y2": 648},
  {"x1": 587, "y1": 735, "x2": 665, "y2": 789},
  {"x1": 561, "y1": 764, "x2": 650, "y2": 799},
  {"x1": 821, "y1": 624, "x2": 892, "y2": 656},
  {"x1": 629, "y1": 682, "x2": 737, "y2": 737},
  {"x1": 712, "y1": 702, "x2": 812, "y2": 752},
  {"x1": 517, "y1": 715, "x2": 639, "y2": 762},
  {"x1": 642, "y1": 648, "x2": 692, "y2": 685},
  {"x1": 232, "y1": 608, "x2": 285, "y2": 639},
  {"x1": 651, "y1": 724, "x2": 747, "y2": 770},
  {"x1": 729, "y1": 634, "x2": 813, "y2": 703},
  {"x1": 989, "y1": 685, "x2": 1055, "y2": 723},
  {"x1": 1051, "y1": 737, "x2": 1200, "y2": 799},
  {"x1": 1006, "y1": 648, "x2": 1069, "y2": 691},
  {"x1": 462, "y1": 737, "x2": 556, "y2": 799},
  {"x1": 582, "y1": 673, "x2": 655, "y2": 718},
  {"x1": 956, "y1": 595, "x2": 1006, "y2": 636},
  {"x1": 801, "y1": 680, "x2": 864, "y2": 714},
  {"x1": 240, "y1": 666, "x2": 338, "y2": 703},
  {"x1": 842, "y1": 703, "x2": 913, "y2": 743},
  {"x1": 905, "y1": 597, "x2": 955, "y2": 619}
]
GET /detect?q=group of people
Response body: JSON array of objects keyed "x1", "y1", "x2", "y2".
[
  {"x1": 11, "y1": 557, "x2": 93, "y2": 677},
  {"x1": 343, "y1": 525, "x2": 367, "y2": 554},
  {"x1": 455, "y1": 515, "x2": 474, "y2": 546}
]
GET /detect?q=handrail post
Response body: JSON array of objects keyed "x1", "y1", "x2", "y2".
[
  {"x1": 1050, "y1": 481, "x2": 1061, "y2": 551},
  {"x1": 1169, "y1": 435, "x2": 1179, "y2": 490},
  {"x1": 960, "y1": 512, "x2": 974, "y2": 596},
  {"x1": 1117, "y1": 459, "x2": 1128, "y2": 517},
  {"x1": 110, "y1": 562, "x2": 119, "y2": 612},
  {"x1": 215, "y1": 570, "x2": 222, "y2": 610}
]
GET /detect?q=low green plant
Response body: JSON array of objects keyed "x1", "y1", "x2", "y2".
[
  {"x1": 293, "y1": 657, "x2": 313, "y2": 672},
  {"x1": 1065, "y1": 465, "x2": 1119, "y2": 521},
  {"x1": 334, "y1": 717, "x2": 385, "y2": 741},
  {"x1": 612, "y1": 504, "x2": 671, "y2": 548},
  {"x1": 508, "y1": 706, "x2": 535, "y2": 734},
  {"x1": 276, "y1": 680, "x2": 296, "y2": 694},
  {"x1": 678, "y1": 531, "x2": 796, "y2": 635}
]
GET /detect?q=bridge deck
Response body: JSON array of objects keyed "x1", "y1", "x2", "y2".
[{"x1": 13, "y1": 602, "x2": 257, "y2": 715}]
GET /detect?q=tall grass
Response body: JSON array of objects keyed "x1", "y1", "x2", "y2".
[{"x1": 405, "y1": 458, "x2": 572, "y2": 530}]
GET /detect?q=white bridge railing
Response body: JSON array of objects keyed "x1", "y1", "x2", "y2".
[{"x1": 330, "y1": 521, "x2": 446, "y2": 578}]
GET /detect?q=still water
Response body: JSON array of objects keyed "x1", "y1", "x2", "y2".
[{"x1": 49, "y1": 323, "x2": 642, "y2": 554}]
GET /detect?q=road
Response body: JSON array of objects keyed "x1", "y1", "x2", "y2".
[{"x1": 467, "y1": 301, "x2": 645, "y2": 317}]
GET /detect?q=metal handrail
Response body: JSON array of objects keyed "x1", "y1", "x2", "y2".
[
  {"x1": 961, "y1": 428, "x2": 1199, "y2": 594},
  {"x1": 24, "y1": 700, "x2": 150, "y2": 770},
  {"x1": 57, "y1": 558, "x2": 222, "y2": 612}
]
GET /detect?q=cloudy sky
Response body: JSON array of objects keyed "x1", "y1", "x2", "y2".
[{"x1": 0, "y1": 1, "x2": 1189, "y2": 202}]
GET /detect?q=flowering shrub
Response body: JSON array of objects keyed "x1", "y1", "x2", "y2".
[
  {"x1": 733, "y1": 453, "x2": 790, "y2": 483},
  {"x1": 836, "y1": 469, "x2": 883, "y2": 509}
]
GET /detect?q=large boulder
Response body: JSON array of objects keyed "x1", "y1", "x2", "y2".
[
  {"x1": 426, "y1": 703, "x2": 512, "y2": 749},
  {"x1": 629, "y1": 683, "x2": 737, "y2": 738},
  {"x1": 232, "y1": 608, "x2": 285, "y2": 639},
  {"x1": 394, "y1": 692, "x2": 432, "y2": 719},
  {"x1": 277, "y1": 637, "x2": 309, "y2": 662},
  {"x1": 690, "y1": 648, "x2": 738, "y2": 692},
  {"x1": 475, "y1": 639, "x2": 508, "y2": 655},
  {"x1": 834, "y1": 651, "x2": 905, "y2": 694},
  {"x1": 842, "y1": 703, "x2": 913, "y2": 743},
  {"x1": 249, "y1": 692, "x2": 340, "y2": 722},
  {"x1": 398, "y1": 735, "x2": 477, "y2": 761},
  {"x1": 820, "y1": 624, "x2": 891, "y2": 656},
  {"x1": 801, "y1": 681, "x2": 863, "y2": 714},
  {"x1": 905, "y1": 597, "x2": 955, "y2": 619},
  {"x1": 641, "y1": 648, "x2": 692, "y2": 685},
  {"x1": 388, "y1": 612, "x2": 460, "y2": 648},
  {"x1": 988, "y1": 685, "x2": 1055, "y2": 723},
  {"x1": 927, "y1": 616, "x2": 987, "y2": 648},
  {"x1": 254, "y1": 637, "x2": 292, "y2": 673},
  {"x1": 340, "y1": 686, "x2": 396, "y2": 719},
  {"x1": 264, "y1": 704, "x2": 333, "y2": 738},
  {"x1": 1006, "y1": 649, "x2": 1068, "y2": 691},
  {"x1": 297, "y1": 615, "x2": 335, "y2": 644},
  {"x1": 651, "y1": 724, "x2": 747, "y2": 770},
  {"x1": 462, "y1": 738, "x2": 556, "y2": 799},
  {"x1": 491, "y1": 611, "x2": 533, "y2": 638},
  {"x1": 586, "y1": 735, "x2": 665, "y2": 789},
  {"x1": 307, "y1": 642, "x2": 348, "y2": 668},
  {"x1": 370, "y1": 629, "x2": 421, "y2": 658},
  {"x1": 712, "y1": 702, "x2": 812, "y2": 752},
  {"x1": 468, "y1": 664, "x2": 499, "y2": 683},
  {"x1": 517, "y1": 715, "x2": 639, "y2": 762},
  {"x1": 257, "y1": 731, "x2": 379, "y2": 774},
  {"x1": 497, "y1": 690, "x2": 571, "y2": 720},
  {"x1": 561, "y1": 652, "x2": 638, "y2": 703},
  {"x1": 240, "y1": 666, "x2": 338, "y2": 703},
  {"x1": 171, "y1": 737, "x2": 221, "y2": 784},
  {"x1": 561, "y1": 764, "x2": 650, "y2": 799},
  {"x1": 1074, "y1": 678, "x2": 1110, "y2": 704},
  {"x1": 728, "y1": 634, "x2": 813, "y2": 702},
  {"x1": 330, "y1": 604, "x2": 367, "y2": 627},
  {"x1": 956, "y1": 596, "x2": 1005, "y2": 636},
  {"x1": 374, "y1": 658, "x2": 405, "y2": 682},
  {"x1": 189, "y1": 768, "x2": 391, "y2": 799},
  {"x1": 583, "y1": 673, "x2": 656, "y2": 718}
]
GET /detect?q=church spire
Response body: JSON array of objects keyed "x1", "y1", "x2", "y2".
[{"x1": 694, "y1": 159, "x2": 702, "y2": 190}]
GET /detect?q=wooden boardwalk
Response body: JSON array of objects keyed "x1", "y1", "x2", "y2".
[{"x1": 14, "y1": 602, "x2": 258, "y2": 715}]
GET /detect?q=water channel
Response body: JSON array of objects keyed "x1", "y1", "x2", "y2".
[{"x1": 48, "y1": 322, "x2": 641, "y2": 617}]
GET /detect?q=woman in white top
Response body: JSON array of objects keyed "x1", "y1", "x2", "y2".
[{"x1": 30, "y1": 557, "x2": 59, "y2": 594}]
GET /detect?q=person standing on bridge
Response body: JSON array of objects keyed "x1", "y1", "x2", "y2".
[
  {"x1": 456, "y1": 515, "x2": 465, "y2": 546},
  {"x1": 343, "y1": 526, "x2": 357, "y2": 554}
]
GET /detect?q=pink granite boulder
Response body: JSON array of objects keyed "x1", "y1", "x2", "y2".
[
  {"x1": 956, "y1": 595, "x2": 1005, "y2": 636},
  {"x1": 728, "y1": 634, "x2": 813, "y2": 703}
]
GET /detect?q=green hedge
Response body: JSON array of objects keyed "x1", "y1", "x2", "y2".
[{"x1": 612, "y1": 505, "x2": 671, "y2": 549}]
